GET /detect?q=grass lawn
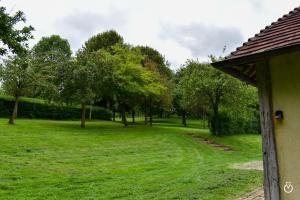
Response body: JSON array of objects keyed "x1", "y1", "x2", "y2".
[{"x1": 0, "y1": 118, "x2": 263, "y2": 200}]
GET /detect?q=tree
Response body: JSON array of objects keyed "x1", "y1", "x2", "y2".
[
  {"x1": 67, "y1": 47, "x2": 117, "y2": 128},
  {"x1": 71, "y1": 50, "x2": 97, "y2": 128},
  {"x1": 177, "y1": 60, "x2": 243, "y2": 134},
  {"x1": 83, "y1": 30, "x2": 123, "y2": 53},
  {"x1": 174, "y1": 64, "x2": 205, "y2": 127},
  {"x1": 138, "y1": 46, "x2": 173, "y2": 79},
  {"x1": 0, "y1": 6, "x2": 34, "y2": 56},
  {"x1": 31, "y1": 35, "x2": 72, "y2": 101},
  {"x1": 108, "y1": 44, "x2": 166, "y2": 126},
  {"x1": 137, "y1": 46, "x2": 174, "y2": 124},
  {"x1": 82, "y1": 30, "x2": 124, "y2": 115},
  {"x1": 0, "y1": 54, "x2": 36, "y2": 124},
  {"x1": 32, "y1": 35, "x2": 72, "y2": 59}
]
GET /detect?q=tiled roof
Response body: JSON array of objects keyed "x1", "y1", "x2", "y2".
[{"x1": 227, "y1": 7, "x2": 300, "y2": 60}]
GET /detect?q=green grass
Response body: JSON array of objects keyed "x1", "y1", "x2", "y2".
[{"x1": 0, "y1": 118, "x2": 263, "y2": 199}]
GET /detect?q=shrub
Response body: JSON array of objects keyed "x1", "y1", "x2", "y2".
[
  {"x1": 209, "y1": 111, "x2": 260, "y2": 135},
  {"x1": 0, "y1": 95, "x2": 112, "y2": 120}
]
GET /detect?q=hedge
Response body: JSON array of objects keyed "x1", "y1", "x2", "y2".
[
  {"x1": 209, "y1": 111, "x2": 260, "y2": 135},
  {"x1": 0, "y1": 95, "x2": 112, "y2": 120}
]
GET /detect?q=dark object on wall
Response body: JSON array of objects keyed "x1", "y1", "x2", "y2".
[{"x1": 275, "y1": 110, "x2": 284, "y2": 121}]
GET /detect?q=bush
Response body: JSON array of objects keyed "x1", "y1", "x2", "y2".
[
  {"x1": 209, "y1": 111, "x2": 260, "y2": 135},
  {"x1": 0, "y1": 95, "x2": 112, "y2": 120}
]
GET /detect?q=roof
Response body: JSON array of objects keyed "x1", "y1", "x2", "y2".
[{"x1": 212, "y1": 7, "x2": 300, "y2": 86}]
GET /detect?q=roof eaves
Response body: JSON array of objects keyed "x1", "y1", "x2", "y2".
[{"x1": 212, "y1": 43, "x2": 300, "y2": 68}]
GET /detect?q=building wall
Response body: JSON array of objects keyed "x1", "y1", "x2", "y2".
[{"x1": 270, "y1": 50, "x2": 300, "y2": 199}]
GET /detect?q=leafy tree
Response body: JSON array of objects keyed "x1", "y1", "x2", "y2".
[
  {"x1": 31, "y1": 35, "x2": 72, "y2": 101},
  {"x1": 83, "y1": 30, "x2": 123, "y2": 53},
  {"x1": 32, "y1": 35, "x2": 72, "y2": 59},
  {"x1": 142, "y1": 58, "x2": 171, "y2": 125},
  {"x1": 137, "y1": 46, "x2": 174, "y2": 124},
  {"x1": 71, "y1": 50, "x2": 97, "y2": 128},
  {"x1": 69, "y1": 47, "x2": 116, "y2": 128},
  {"x1": 138, "y1": 46, "x2": 173, "y2": 79},
  {"x1": 109, "y1": 44, "x2": 166, "y2": 126},
  {"x1": 174, "y1": 63, "x2": 207, "y2": 126},
  {"x1": 82, "y1": 30, "x2": 124, "y2": 114},
  {"x1": 0, "y1": 6, "x2": 34, "y2": 56},
  {"x1": 177, "y1": 60, "x2": 243, "y2": 134},
  {"x1": 0, "y1": 53, "x2": 36, "y2": 124}
]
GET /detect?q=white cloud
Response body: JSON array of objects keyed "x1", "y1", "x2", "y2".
[
  {"x1": 55, "y1": 9, "x2": 127, "y2": 51},
  {"x1": 160, "y1": 23, "x2": 243, "y2": 58},
  {"x1": 1, "y1": 0, "x2": 300, "y2": 70}
]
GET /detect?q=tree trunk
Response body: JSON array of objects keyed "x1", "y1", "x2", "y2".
[
  {"x1": 160, "y1": 110, "x2": 163, "y2": 118},
  {"x1": 182, "y1": 111, "x2": 187, "y2": 127},
  {"x1": 132, "y1": 110, "x2": 135, "y2": 123},
  {"x1": 122, "y1": 109, "x2": 128, "y2": 127},
  {"x1": 212, "y1": 105, "x2": 219, "y2": 135},
  {"x1": 81, "y1": 103, "x2": 86, "y2": 128},
  {"x1": 149, "y1": 113, "x2": 153, "y2": 127},
  {"x1": 106, "y1": 100, "x2": 110, "y2": 109},
  {"x1": 89, "y1": 105, "x2": 93, "y2": 120},
  {"x1": 112, "y1": 110, "x2": 116, "y2": 122},
  {"x1": 149, "y1": 105, "x2": 153, "y2": 127},
  {"x1": 144, "y1": 111, "x2": 148, "y2": 125},
  {"x1": 8, "y1": 96, "x2": 19, "y2": 125}
]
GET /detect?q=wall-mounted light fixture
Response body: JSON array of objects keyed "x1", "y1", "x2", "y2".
[{"x1": 275, "y1": 110, "x2": 284, "y2": 121}]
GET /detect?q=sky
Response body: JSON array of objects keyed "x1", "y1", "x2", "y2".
[{"x1": 2, "y1": 0, "x2": 300, "y2": 70}]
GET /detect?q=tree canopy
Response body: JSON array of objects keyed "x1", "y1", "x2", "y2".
[
  {"x1": 0, "y1": 6, "x2": 34, "y2": 56},
  {"x1": 30, "y1": 35, "x2": 73, "y2": 101},
  {"x1": 0, "y1": 53, "x2": 37, "y2": 124},
  {"x1": 83, "y1": 30, "x2": 124, "y2": 53},
  {"x1": 175, "y1": 59, "x2": 258, "y2": 134}
]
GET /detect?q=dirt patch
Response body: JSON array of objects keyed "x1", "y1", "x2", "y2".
[
  {"x1": 186, "y1": 133, "x2": 234, "y2": 152},
  {"x1": 232, "y1": 161, "x2": 264, "y2": 199},
  {"x1": 231, "y1": 161, "x2": 263, "y2": 171},
  {"x1": 236, "y1": 187, "x2": 264, "y2": 200}
]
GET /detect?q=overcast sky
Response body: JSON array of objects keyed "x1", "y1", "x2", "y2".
[{"x1": 2, "y1": 0, "x2": 300, "y2": 69}]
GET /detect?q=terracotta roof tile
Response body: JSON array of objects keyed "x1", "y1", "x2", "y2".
[{"x1": 227, "y1": 7, "x2": 300, "y2": 60}]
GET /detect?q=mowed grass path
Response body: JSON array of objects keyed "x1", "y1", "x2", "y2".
[{"x1": 0, "y1": 118, "x2": 262, "y2": 200}]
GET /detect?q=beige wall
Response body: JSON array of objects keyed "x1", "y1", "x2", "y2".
[{"x1": 270, "y1": 50, "x2": 300, "y2": 199}]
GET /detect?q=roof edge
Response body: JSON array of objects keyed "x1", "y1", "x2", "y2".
[{"x1": 212, "y1": 44, "x2": 300, "y2": 68}]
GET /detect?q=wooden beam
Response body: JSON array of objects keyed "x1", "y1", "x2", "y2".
[
  {"x1": 217, "y1": 66, "x2": 257, "y2": 86},
  {"x1": 256, "y1": 60, "x2": 281, "y2": 200}
]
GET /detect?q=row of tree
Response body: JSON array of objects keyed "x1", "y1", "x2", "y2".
[
  {"x1": 0, "y1": 6, "x2": 259, "y2": 134},
  {"x1": 1, "y1": 30, "x2": 173, "y2": 127}
]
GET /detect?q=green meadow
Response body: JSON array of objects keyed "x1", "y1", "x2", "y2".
[{"x1": 0, "y1": 118, "x2": 262, "y2": 199}]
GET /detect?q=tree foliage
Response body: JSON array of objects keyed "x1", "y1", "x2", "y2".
[
  {"x1": 0, "y1": 53, "x2": 37, "y2": 124},
  {"x1": 109, "y1": 44, "x2": 166, "y2": 126},
  {"x1": 137, "y1": 46, "x2": 174, "y2": 123},
  {"x1": 32, "y1": 35, "x2": 72, "y2": 59},
  {"x1": 0, "y1": 6, "x2": 34, "y2": 56},
  {"x1": 138, "y1": 46, "x2": 173, "y2": 79},
  {"x1": 175, "y1": 59, "x2": 258, "y2": 134},
  {"x1": 83, "y1": 30, "x2": 123, "y2": 53},
  {"x1": 31, "y1": 35, "x2": 73, "y2": 101}
]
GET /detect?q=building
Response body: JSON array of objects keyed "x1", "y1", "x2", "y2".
[{"x1": 212, "y1": 7, "x2": 300, "y2": 200}]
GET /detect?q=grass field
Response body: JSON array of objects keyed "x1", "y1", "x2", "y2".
[{"x1": 0, "y1": 118, "x2": 263, "y2": 200}]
